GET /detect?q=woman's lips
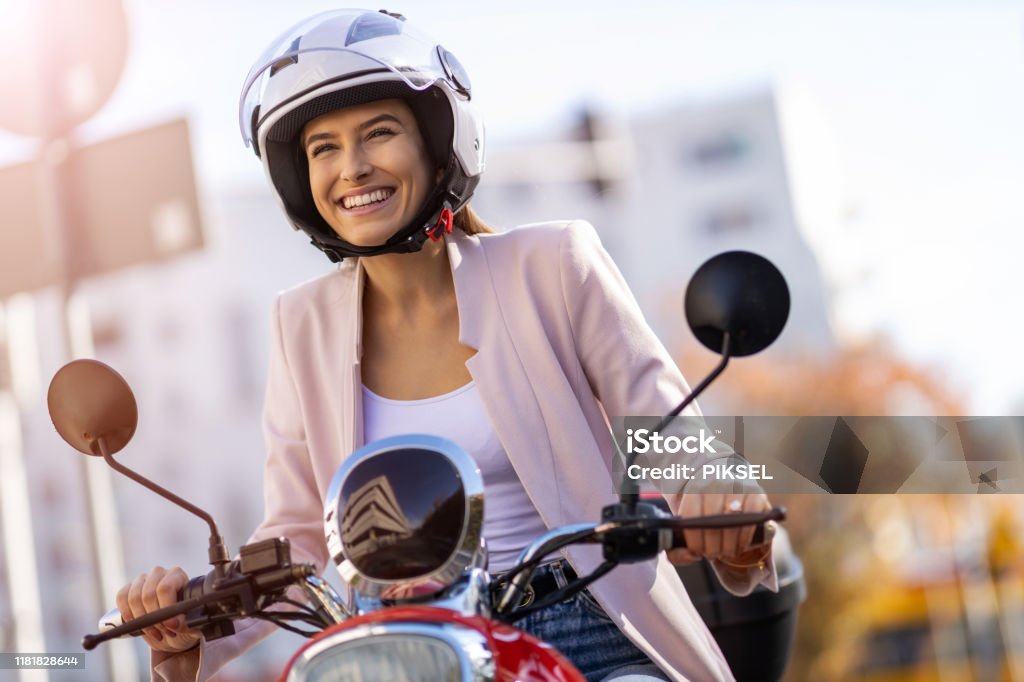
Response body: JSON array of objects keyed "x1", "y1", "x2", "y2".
[{"x1": 336, "y1": 189, "x2": 396, "y2": 216}]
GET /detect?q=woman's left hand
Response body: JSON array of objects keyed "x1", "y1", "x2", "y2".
[{"x1": 666, "y1": 482, "x2": 772, "y2": 567}]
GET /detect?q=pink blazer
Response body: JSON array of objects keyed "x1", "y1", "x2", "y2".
[{"x1": 155, "y1": 220, "x2": 774, "y2": 682}]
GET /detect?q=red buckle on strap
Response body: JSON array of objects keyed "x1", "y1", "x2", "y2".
[{"x1": 427, "y1": 207, "x2": 454, "y2": 241}]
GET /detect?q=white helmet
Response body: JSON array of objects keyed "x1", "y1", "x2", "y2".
[{"x1": 239, "y1": 9, "x2": 485, "y2": 261}]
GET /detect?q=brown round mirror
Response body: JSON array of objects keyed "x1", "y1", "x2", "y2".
[{"x1": 47, "y1": 359, "x2": 138, "y2": 457}]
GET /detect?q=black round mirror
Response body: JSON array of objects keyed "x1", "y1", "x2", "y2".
[
  {"x1": 47, "y1": 359, "x2": 138, "y2": 457},
  {"x1": 685, "y1": 251, "x2": 790, "y2": 357},
  {"x1": 339, "y1": 447, "x2": 466, "y2": 581}
]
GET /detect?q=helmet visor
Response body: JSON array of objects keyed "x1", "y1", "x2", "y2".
[{"x1": 239, "y1": 9, "x2": 465, "y2": 149}]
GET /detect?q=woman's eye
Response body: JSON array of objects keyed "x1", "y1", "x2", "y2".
[
  {"x1": 367, "y1": 127, "x2": 396, "y2": 140},
  {"x1": 310, "y1": 143, "x2": 334, "y2": 158}
]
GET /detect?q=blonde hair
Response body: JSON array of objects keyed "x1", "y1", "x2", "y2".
[{"x1": 453, "y1": 204, "x2": 496, "y2": 235}]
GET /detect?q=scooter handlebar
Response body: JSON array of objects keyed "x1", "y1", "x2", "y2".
[{"x1": 665, "y1": 507, "x2": 785, "y2": 550}]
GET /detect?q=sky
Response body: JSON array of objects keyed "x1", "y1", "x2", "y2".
[{"x1": 1, "y1": 0, "x2": 1022, "y2": 411}]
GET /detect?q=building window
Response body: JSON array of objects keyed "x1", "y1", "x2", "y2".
[
  {"x1": 702, "y1": 203, "x2": 759, "y2": 235},
  {"x1": 686, "y1": 131, "x2": 751, "y2": 169}
]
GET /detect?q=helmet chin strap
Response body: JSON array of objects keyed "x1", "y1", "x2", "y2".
[{"x1": 306, "y1": 171, "x2": 458, "y2": 263}]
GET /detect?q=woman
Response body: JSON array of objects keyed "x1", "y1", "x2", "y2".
[{"x1": 120, "y1": 10, "x2": 777, "y2": 682}]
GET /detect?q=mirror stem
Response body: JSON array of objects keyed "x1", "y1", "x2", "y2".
[
  {"x1": 619, "y1": 333, "x2": 732, "y2": 512},
  {"x1": 96, "y1": 437, "x2": 231, "y2": 581}
]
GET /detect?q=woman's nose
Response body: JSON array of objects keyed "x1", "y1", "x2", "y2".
[{"x1": 339, "y1": 146, "x2": 372, "y2": 183}]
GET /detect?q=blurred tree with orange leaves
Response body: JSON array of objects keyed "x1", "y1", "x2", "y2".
[
  {"x1": 678, "y1": 342, "x2": 963, "y2": 417},
  {"x1": 672, "y1": 339, "x2": 969, "y2": 681}
]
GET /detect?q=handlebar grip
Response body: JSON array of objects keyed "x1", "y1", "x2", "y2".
[
  {"x1": 89, "y1": 555, "x2": 310, "y2": 649},
  {"x1": 98, "y1": 573, "x2": 209, "y2": 635},
  {"x1": 179, "y1": 574, "x2": 209, "y2": 602},
  {"x1": 670, "y1": 518, "x2": 776, "y2": 550}
]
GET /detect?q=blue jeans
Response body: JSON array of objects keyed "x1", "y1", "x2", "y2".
[{"x1": 512, "y1": 561, "x2": 670, "y2": 681}]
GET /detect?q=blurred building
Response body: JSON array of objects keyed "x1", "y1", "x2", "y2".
[{"x1": 474, "y1": 85, "x2": 844, "y2": 357}]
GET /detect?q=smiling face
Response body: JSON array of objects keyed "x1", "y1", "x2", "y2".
[{"x1": 302, "y1": 99, "x2": 436, "y2": 247}]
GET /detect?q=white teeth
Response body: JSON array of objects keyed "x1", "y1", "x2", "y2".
[{"x1": 343, "y1": 189, "x2": 392, "y2": 209}]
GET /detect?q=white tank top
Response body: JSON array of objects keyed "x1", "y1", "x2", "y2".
[{"x1": 361, "y1": 381, "x2": 550, "y2": 572}]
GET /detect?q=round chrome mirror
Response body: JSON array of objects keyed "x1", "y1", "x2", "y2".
[{"x1": 324, "y1": 435, "x2": 484, "y2": 600}]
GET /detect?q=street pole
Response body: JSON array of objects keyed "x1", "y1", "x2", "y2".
[{"x1": 0, "y1": 312, "x2": 47, "y2": 682}]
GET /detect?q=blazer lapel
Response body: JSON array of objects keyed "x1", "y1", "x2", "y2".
[
  {"x1": 446, "y1": 231, "x2": 563, "y2": 527},
  {"x1": 312, "y1": 261, "x2": 363, "y2": 474},
  {"x1": 345, "y1": 261, "x2": 365, "y2": 456}
]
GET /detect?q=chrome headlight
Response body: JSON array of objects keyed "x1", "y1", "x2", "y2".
[{"x1": 286, "y1": 623, "x2": 494, "y2": 682}]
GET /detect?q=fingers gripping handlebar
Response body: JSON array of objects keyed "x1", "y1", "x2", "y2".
[
  {"x1": 496, "y1": 505, "x2": 786, "y2": 619},
  {"x1": 88, "y1": 563, "x2": 316, "y2": 649},
  {"x1": 597, "y1": 503, "x2": 785, "y2": 565},
  {"x1": 88, "y1": 538, "x2": 316, "y2": 650},
  {"x1": 664, "y1": 508, "x2": 785, "y2": 549}
]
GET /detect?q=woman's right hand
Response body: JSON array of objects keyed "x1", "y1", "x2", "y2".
[{"x1": 116, "y1": 566, "x2": 201, "y2": 653}]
